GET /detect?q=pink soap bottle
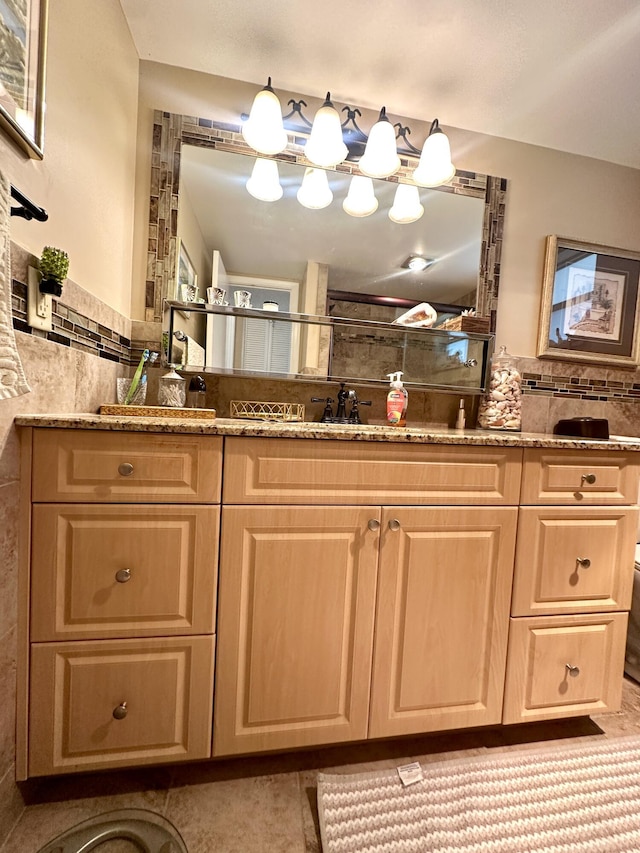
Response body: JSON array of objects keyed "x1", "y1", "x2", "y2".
[{"x1": 386, "y1": 371, "x2": 408, "y2": 426}]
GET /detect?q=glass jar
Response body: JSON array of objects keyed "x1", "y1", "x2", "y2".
[
  {"x1": 187, "y1": 375, "x2": 207, "y2": 408},
  {"x1": 477, "y1": 345, "x2": 521, "y2": 431},
  {"x1": 158, "y1": 367, "x2": 186, "y2": 408}
]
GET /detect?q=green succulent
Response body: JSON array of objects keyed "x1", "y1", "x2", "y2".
[{"x1": 39, "y1": 246, "x2": 69, "y2": 283}]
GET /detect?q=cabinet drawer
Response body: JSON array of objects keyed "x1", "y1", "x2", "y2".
[
  {"x1": 223, "y1": 437, "x2": 522, "y2": 505},
  {"x1": 28, "y1": 635, "x2": 215, "y2": 776},
  {"x1": 502, "y1": 613, "x2": 627, "y2": 724},
  {"x1": 30, "y1": 505, "x2": 219, "y2": 641},
  {"x1": 32, "y1": 429, "x2": 222, "y2": 503},
  {"x1": 520, "y1": 449, "x2": 639, "y2": 505},
  {"x1": 512, "y1": 507, "x2": 637, "y2": 616}
]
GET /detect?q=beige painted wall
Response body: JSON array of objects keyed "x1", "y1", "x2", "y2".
[
  {"x1": 133, "y1": 62, "x2": 640, "y2": 357},
  {"x1": 3, "y1": 0, "x2": 138, "y2": 317}
]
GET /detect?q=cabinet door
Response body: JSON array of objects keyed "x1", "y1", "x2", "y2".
[
  {"x1": 369, "y1": 506, "x2": 517, "y2": 739},
  {"x1": 213, "y1": 506, "x2": 380, "y2": 756},
  {"x1": 503, "y1": 613, "x2": 628, "y2": 724}
]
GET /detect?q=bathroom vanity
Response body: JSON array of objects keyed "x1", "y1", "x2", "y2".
[{"x1": 14, "y1": 416, "x2": 640, "y2": 778}]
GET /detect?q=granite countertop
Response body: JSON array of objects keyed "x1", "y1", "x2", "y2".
[{"x1": 13, "y1": 413, "x2": 640, "y2": 450}]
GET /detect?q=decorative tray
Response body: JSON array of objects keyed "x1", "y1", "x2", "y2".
[
  {"x1": 230, "y1": 400, "x2": 305, "y2": 422},
  {"x1": 99, "y1": 404, "x2": 217, "y2": 419}
]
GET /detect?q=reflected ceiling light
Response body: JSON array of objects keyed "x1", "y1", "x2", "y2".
[
  {"x1": 402, "y1": 254, "x2": 435, "y2": 272},
  {"x1": 342, "y1": 175, "x2": 378, "y2": 217},
  {"x1": 241, "y1": 77, "x2": 288, "y2": 155},
  {"x1": 412, "y1": 119, "x2": 456, "y2": 187},
  {"x1": 388, "y1": 184, "x2": 424, "y2": 224},
  {"x1": 297, "y1": 167, "x2": 333, "y2": 209},
  {"x1": 358, "y1": 108, "x2": 401, "y2": 178},
  {"x1": 305, "y1": 93, "x2": 349, "y2": 168},
  {"x1": 246, "y1": 158, "x2": 283, "y2": 202}
]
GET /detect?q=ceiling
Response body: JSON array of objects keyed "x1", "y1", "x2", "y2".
[{"x1": 119, "y1": 0, "x2": 640, "y2": 169}]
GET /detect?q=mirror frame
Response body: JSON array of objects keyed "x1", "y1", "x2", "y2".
[{"x1": 145, "y1": 109, "x2": 507, "y2": 331}]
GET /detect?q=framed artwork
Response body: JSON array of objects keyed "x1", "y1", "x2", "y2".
[
  {"x1": 537, "y1": 236, "x2": 640, "y2": 368},
  {"x1": 0, "y1": 0, "x2": 48, "y2": 159}
]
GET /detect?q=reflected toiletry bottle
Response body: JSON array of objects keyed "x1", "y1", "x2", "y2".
[
  {"x1": 455, "y1": 398, "x2": 466, "y2": 430},
  {"x1": 386, "y1": 371, "x2": 408, "y2": 426},
  {"x1": 187, "y1": 375, "x2": 207, "y2": 408}
]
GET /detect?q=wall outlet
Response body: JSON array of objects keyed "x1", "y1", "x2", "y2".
[{"x1": 27, "y1": 266, "x2": 52, "y2": 331}]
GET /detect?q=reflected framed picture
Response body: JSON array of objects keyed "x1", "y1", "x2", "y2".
[
  {"x1": 0, "y1": 0, "x2": 48, "y2": 159},
  {"x1": 536, "y1": 236, "x2": 640, "y2": 368}
]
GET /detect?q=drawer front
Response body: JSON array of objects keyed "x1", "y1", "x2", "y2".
[
  {"x1": 512, "y1": 506, "x2": 637, "y2": 616},
  {"x1": 28, "y1": 635, "x2": 215, "y2": 776},
  {"x1": 30, "y1": 505, "x2": 219, "y2": 641},
  {"x1": 520, "y1": 449, "x2": 639, "y2": 505},
  {"x1": 223, "y1": 437, "x2": 522, "y2": 505},
  {"x1": 32, "y1": 429, "x2": 222, "y2": 503},
  {"x1": 503, "y1": 613, "x2": 627, "y2": 724}
]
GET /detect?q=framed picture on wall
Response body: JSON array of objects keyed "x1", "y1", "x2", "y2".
[
  {"x1": 536, "y1": 236, "x2": 640, "y2": 368},
  {"x1": 0, "y1": 0, "x2": 48, "y2": 159}
]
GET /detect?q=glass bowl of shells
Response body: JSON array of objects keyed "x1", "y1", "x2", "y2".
[{"x1": 477, "y1": 345, "x2": 521, "y2": 431}]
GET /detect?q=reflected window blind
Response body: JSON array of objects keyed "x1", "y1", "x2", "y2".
[{"x1": 241, "y1": 318, "x2": 291, "y2": 372}]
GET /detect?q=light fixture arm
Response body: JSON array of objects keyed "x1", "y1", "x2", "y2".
[{"x1": 394, "y1": 124, "x2": 422, "y2": 156}]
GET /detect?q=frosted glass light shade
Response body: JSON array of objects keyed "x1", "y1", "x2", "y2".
[
  {"x1": 242, "y1": 82, "x2": 288, "y2": 155},
  {"x1": 388, "y1": 184, "x2": 424, "y2": 224},
  {"x1": 342, "y1": 175, "x2": 378, "y2": 217},
  {"x1": 358, "y1": 108, "x2": 401, "y2": 178},
  {"x1": 246, "y1": 158, "x2": 283, "y2": 202},
  {"x1": 305, "y1": 94, "x2": 348, "y2": 167},
  {"x1": 297, "y1": 168, "x2": 333, "y2": 209},
  {"x1": 413, "y1": 122, "x2": 455, "y2": 187}
]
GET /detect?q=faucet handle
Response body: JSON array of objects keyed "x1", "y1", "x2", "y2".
[{"x1": 311, "y1": 396, "x2": 334, "y2": 422}]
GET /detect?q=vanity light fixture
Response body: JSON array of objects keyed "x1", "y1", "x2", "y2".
[
  {"x1": 412, "y1": 119, "x2": 456, "y2": 188},
  {"x1": 305, "y1": 93, "x2": 349, "y2": 168},
  {"x1": 296, "y1": 167, "x2": 333, "y2": 209},
  {"x1": 388, "y1": 184, "x2": 424, "y2": 224},
  {"x1": 241, "y1": 78, "x2": 288, "y2": 155},
  {"x1": 358, "y1": 108, "x2": 401, "y2": 178},
  {"x1": 246, "y1": 158, "x2": 284, "y2": 202},
  {"x1": 342, "y1": 175, "x2": 378, "y2": 217},
  {"x1": 402, "y1": 254, "x2": 435, "y2": 272},
  {"x1": 241, "y1": 81, "x2": 456, "y2": 186}
]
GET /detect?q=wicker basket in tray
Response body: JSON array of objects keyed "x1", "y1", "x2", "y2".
[{"x1": 230, "y1": 400, "x2": 305, "y2": 422}]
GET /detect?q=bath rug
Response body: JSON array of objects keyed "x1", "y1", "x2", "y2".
[{"x1": 317, "y1": 735, "x2": 640, "y2": 852}]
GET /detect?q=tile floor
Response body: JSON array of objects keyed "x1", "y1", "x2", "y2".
[{"x1": 4, "y1": 676, "x2": 640, "y2": 853}]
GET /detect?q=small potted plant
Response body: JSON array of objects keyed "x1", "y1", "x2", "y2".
[{"x1": 38, "y1": 246, "x2": 69, "y2": 297}]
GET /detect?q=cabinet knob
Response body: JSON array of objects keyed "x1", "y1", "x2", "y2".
[
  {"x1": 112, "y1": 701, "x2": 128, "y2": 720},
  {"x1": 367, "y1": 518, "x2": 380, "y2": 531},
  {"x1": 565, "y1": 663, "x2": 580, "y2": 678},
  {"x1": 388, "y1": 518, "x2": 401, "y2": 531},
  {"x1": 115, "y1": 568, "x2": 132, "y2": 583},
  {"x1": 118, "y1": 462, "x2": 134, "y2": 477},
  {"x1": 576, "y1": 557, "x2": 591, "y2": 568},
  {"x1": 581, "y1": 473, "x2": 596, "y2": 485}
]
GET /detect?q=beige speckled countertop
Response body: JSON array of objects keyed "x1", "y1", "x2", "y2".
[{"x1": 13, "y1": 413, "x2": 640, "y2": 451}]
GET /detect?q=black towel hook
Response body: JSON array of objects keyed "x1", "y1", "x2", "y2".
[{"x1": 10, "y1": 185, "x2": 48, "y2": 222}]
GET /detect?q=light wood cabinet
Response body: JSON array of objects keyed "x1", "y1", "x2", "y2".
[
  {"x1": 19, "y1": 427, "x2": 221, "y2": 779},
  {"x1": 369, "y1": 507, "x2": 517, "y2": 738}
]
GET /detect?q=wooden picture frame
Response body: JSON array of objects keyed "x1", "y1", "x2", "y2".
[
  {"x1": 0, "y1": 0, "x2": 48, "y2": 159},
  {"x1": 537, "y1": 235, "x2": 640, "y2": 368}
]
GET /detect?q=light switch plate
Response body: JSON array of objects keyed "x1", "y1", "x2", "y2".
[{"x1": 27, "y1": 266, "x2": 52, "y2": 331}]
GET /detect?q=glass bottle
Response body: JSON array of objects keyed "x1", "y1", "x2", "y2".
[
  {"x1": 477, "y1": 345, "x2": 521, "y2": 431},
  {"x1": 187, "y1": 375, "x2": 207, "y2": 408},
  {"x1": 158, "y1": 367, "x2": 186, "y2": 408}
]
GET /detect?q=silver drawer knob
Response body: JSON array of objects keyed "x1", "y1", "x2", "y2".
[
  {"x1": 112, "y1": 701, "x2": 128, "y2": 720},
  {"x1": 566, "y1": 663, "x2": 580, "y2": 677},
  {"x1": 367, "y1": 518, "x2": 380, "y2": 531},
  {"x1": 581, "y1": 473, "x2": 596, "y2": 485},
  {"x1": 388, "y1": 518, "x2": 401, "y2": 531},
  {"x1": 576, "y1": 557, "x2": 591, "y2": 568},
  {"x1": 115, "y1": 568, "x2": 131, "y2": 583},
  {"x1": 118, "y1": 462, "x2": 134, "y2": 477}
]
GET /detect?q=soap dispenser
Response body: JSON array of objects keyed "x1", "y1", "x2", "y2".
[{"x1": 386, "y1": 371, "x2": 408, "y2": 426}]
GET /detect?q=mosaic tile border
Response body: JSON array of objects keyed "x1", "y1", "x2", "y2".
[
  {"x1": 11, "y1": 278, "x2": 134, "y2": 365},
  {"x1": 522, "y1": 370, "x2": 640, "y2": 403},
  {"x1": 147, "y1": 109, "x2": 507, "y2": 330}
]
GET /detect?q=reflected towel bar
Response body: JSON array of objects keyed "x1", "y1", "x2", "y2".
[{"x1": 10, "y1": 185, "x2": 48, "y2": 221}]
